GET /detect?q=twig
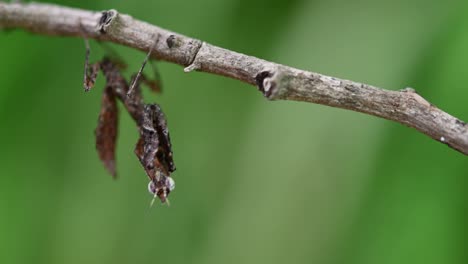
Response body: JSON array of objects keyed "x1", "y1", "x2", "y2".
[{"x1": 1, "y1": 2, "x2": 467, "y2": 155}]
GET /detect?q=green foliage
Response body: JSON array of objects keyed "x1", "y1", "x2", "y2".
[{"x1": 0, "y1": 0, "x2": 467, "y2": 263}]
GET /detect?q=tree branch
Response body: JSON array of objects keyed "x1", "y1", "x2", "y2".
[{"x1": 1, "y1": 2, "x2": 467, "y2": 155}]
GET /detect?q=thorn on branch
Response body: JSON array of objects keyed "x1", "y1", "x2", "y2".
[{"x1": 183, "y1": 63, "x2": 200, "y2": 72}]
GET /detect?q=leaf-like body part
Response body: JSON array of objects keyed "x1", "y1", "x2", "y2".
[
  {"x1": 95, "y1": 86, "x2": 119, "y2": 177},
  {"x1": 135, "y1": 104, "x2": 176, "y2": 203},
  {"x1": 84, "y1": 63, "x2": 100, "y2": 92}
]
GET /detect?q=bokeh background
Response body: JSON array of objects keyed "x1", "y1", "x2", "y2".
[{"x1": 1, "y1": 0, "x2": 468, "y2": 263}]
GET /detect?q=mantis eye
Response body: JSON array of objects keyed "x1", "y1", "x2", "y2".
[
  {"x1": 165, "y1": 177, "x2": 175, "y2": 191},
  {"x1": 147, "y1": 176, "x2": 175, "y2": 195},
  {"x1": 147, "y1": 175, "x2": 175, "y2": 205},
  {"x1": 148, "y1": 180, "x2": 156, "y2": 195}
]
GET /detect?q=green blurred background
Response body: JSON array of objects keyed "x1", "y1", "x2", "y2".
[{"x1": 1, "y1": 0, "x2": 468, "y2": 263}]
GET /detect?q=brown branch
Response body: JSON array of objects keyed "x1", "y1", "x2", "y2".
[{"x1": 1, "y1": 2, "x2": 467, "y2": 155}]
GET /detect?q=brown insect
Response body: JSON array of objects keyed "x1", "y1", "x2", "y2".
[{"x1": 83, "y1": 36, "x2": 176, "y2": 204}]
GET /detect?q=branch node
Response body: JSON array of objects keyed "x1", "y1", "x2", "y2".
[
  {"x1": 456, "y1": 119, "x2": 466, "y2": 127},
  {"x1": 401, "y1": 87, "x2": 416, "y2": 93},
  {"x1": 183, "y1": 41, "x2": 203, "y2": 72},
  {"x1": 166, "y1": 35, "x2": 180, "y2": 49},
  {"x1": 400, "y1": 87, "x2": 433, "y2": 108},
  {"x1": 98, "y1": 9, "x2": 118, "y2": 34},
  {"x1": 184, "y1": 63, "x2": 200, "y2": 73},
  {"x1": 255, "y1": 70, "x2": 273, "y2": 96},
  {"x1": 255, "y1": 68, "x2": 288, "y2": 100}
]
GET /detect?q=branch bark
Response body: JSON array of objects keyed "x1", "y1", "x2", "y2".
[{"x1": 1, "y1": 2, "x2": 467, "y2": 155}]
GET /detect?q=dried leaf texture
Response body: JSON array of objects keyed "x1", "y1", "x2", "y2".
[
  {"x1": 95, "y1": 86, "x2": 119, "y2": 177},
  {"x1": 84, "y1": 63, "x2": 100, "y2": 91},
  {"x1": 135, "y1": 104, "x2": 175, "y2": 181}
]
